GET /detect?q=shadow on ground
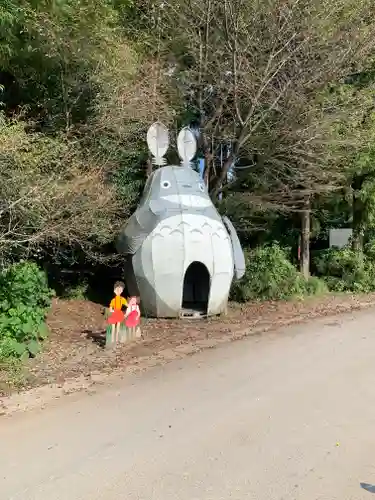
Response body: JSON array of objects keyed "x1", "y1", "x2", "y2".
[{"x1": 84, "y1": 329, "x2": 106, "y2": 348}]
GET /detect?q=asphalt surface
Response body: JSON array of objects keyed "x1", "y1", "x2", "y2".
[{"x1": 2, "y1": 309, "x2": 375, "y2": 499}]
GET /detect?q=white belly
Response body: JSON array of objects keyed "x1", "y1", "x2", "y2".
[{"x1": 146, "y1": 213, "x2": 232, "y2": 273}]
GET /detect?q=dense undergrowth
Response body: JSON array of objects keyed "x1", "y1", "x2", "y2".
[
  {"x1": 230, "y1": 245, "x2": 328, "y2": 302},
  {"x1": 0, "y1": 262, "x2": 53, "y2": 361},
  {"x1": 231, "y1": 243, "x2": 375, "y2": 302}
]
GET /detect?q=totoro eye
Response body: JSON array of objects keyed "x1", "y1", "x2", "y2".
[
  {"x1": 199, "y1": 183, "x2": 205, "y2": 192},
  {"x1": 161, "y1": 180, "x2": 171, "y2": 189}
]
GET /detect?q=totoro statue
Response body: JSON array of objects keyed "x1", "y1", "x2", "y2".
[{"x1": 116, "y1": 123, "x2": 245, "y2": 318}]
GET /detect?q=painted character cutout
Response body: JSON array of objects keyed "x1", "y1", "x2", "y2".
[
  {"x1": 125, "y1": 296, "x2": 141, "y2": 338},
  {"x1": 107, "y1": 281, "x2": 128, "y2": 344}
]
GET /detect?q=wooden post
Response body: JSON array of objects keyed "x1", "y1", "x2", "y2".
[
  {"x1": 146, "y1": 156, "x2": 153, "y2": 178},
  {"x1": 352, "y1": 176, "x2": 364, "y2": 251},
  {"x1": 300, "y1": 199, "x2": 311, "y2": 279}
]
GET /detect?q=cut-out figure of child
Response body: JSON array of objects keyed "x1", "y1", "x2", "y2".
[
  {"x1": 107, "y1": 281, "x2": 128, "y2": 345},
  {"x1": 125, "y1": 296, "x2": 141, "y2": 339}
]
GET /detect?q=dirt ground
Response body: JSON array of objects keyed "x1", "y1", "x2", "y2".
[{"x1": 0, "y1": 292, "x2": 373, "y2": 399}]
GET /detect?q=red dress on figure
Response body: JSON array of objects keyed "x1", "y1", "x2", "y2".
[
  {"x1": 125, "y1": 303, "x2": 140, "y2": 328},
  {"x1": 107, "y1": 308, "x2": 124, "y2": 325}
]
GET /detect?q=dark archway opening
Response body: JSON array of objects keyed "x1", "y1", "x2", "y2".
[{"x1": 182, "y1": 261, "x2": 210, "y2": 315}]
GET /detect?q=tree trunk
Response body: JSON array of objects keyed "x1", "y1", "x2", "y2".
[
  {"x1": 352, "y1": 226, "x2": 364, "y2": 252},
  {"x1": 352, "y1": 175, "x2": 365, "y2": 252},
  {"x1": 146, "y1": 156, "x2": 153, "y2": 178},
  {"x1": 300, "y1": 200, "x2": 311, "y2": 279},
  {"x1": 209, "y1": 154, "x2": 234, "y2": 198},
  {"x1": 203, "y1": 150, "x2": 213, "y2": 187}
]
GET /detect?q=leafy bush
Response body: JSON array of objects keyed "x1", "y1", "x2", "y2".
[
  {"x1": 62, "y1": 282, "x2": 89, "y2": 300},
  {"x1": 304, "y1": 275, "x2": 329, "y2": 296},
  {"x1": 364, "y1": 238, "x2": 375, "y2": 260},
  {"x1": 313, "y1": 247, "x2": 375, "y2": 292},
  {"x1": 231, "y1": 244, "x2": 324, "y2": 302},
  {"x1": 0, "y1": 261, "x2": 53, "y2": 310},
  {"x1": 0, "y1": 262, "x2": 53, "y2": 360}
]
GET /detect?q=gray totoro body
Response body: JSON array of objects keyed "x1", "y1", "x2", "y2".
[{"x1": 116, "y1": 164, "x2": 245, "y2": 318}]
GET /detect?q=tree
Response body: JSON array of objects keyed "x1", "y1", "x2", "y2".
[
  {"x1": 0, "y1": 0, "x2": 176, "y2": 265},
  {"x1": 319, "y1": 76, "x2": 375, "y2": 251},
  {"x1": 0, "y1": 113, "x2": 122, "y2": 263},
  {"x1": 1, "y1": 0, "x2": 122, "y2": 130},
  {"x1": 149, "y1": 0, "x2": 375, "y2": 276}
]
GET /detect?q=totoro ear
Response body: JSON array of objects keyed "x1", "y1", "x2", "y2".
[
  {"x1": 147, "y1": 122, "x2": 169, "y2": 166},
  {"x1": 177, "y1": 127, "x2": 197, "y2": 166}
]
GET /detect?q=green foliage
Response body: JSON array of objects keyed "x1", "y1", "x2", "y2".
[
  {"x1": 62, "y1": 282, "x2": 88, "y2": 300},
  {"x1": 318, "y1": 77, "x2": 375, "y2": 243},
  {"x1": 101, "y1": 140, "x2": 148, "y2": 216},
  {"x1": 304, "y1": 276, "x2": 329, "y2": 296},
  {"x1": 1, "y1": 0, "x2": 122, "y2": 129},
  {"x1": 0, "y1": 261, "x2": 53, "y2": 309},
  {"x1": 313, "y1": 247, "x2": 375, "y2": 292},
  {"x1": 231, "y1": 245, "x2": 326, "y2": 302},
  {"x1": 0, "y1": 262, "x2": 53, "y2": 360},
  {"x1": 364, "y1": 237, "x2": 375, "y2": 260}
]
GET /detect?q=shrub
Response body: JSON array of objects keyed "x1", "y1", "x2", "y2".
[
  {"x1": 364, "y1": 238, "x2": 375, "y2": 260},
  {"x1": 62, "y1": 282, "x2": 89, "y2": 300},
  {"x1": 313, "y1": 247, "x2": 375, "y2": 292},
  {"x1": 0, "y1": 262, "x2": 53, "y2": 360},
  {"x1": 305, "y1": 276, "x2": 329, "y2": 296},
  {"x1": 0, "y1": 261, "x2": 53, "y2": 310},
  {"x1": 230, "y1": 244, "x2": 321, "y2": 302}
]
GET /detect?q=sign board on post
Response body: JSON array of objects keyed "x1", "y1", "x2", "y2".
[{"x1": 329, "y1": 228, "x2": 352, "y2": 249}]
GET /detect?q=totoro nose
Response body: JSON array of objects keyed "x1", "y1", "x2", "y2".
[{"x1": 182, "y1": 184, "x2": 192, "y2": 188}]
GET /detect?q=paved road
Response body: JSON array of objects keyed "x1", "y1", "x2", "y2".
[{"x1": 2, "y1": 309, "x2": 375, "y2": 500}]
